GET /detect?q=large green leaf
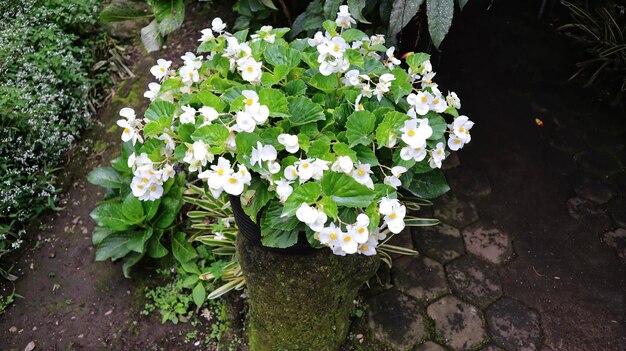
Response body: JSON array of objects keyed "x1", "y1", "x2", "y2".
[
  {"x1": 309, "y1": 73, "x2": 338, "y2": 93},
  {"x1": 282, "y1": 182, "x2": 322, "y2": 217},
  {"x1": 152, "y1": 0, "x2": 184, "y2": 36},
  {"x1": 96, "y1": 233, "x2": 132, "y2": 261},
  {"x1": 243, "y1": 178, "x2": 273, "y2": 222},
  {"x1": 144, "y1": 101, "x2": 175, "y2": 122},
  {"x1": 346, "y1": 110, "x2": 376, "y2": 147},
  {"x1": 287, "y1": 97, "x2": 325, "y2": 126},
  {"x1": 321, "y1": 173, "x2": 375, "y2": 207},
  {"x1": 123, "y1": 193, "x2": 145, "y2": 224},
  {"x1": 259, "y1": 88, "x2": 290, "y2": 117},
  {"x1": 192, "y1": 124, "x2": 230, "y2": 146},
  {"x1": 127, "y1": 228, "x2": 153, "y2": 253},
  {"x1": 153, "y1": 196, "x2": 181, "y2": 229},
  {"x1": 425, "y1": 111, "x2": 447, "y2": 140},
  {"x1": 387, "y1": 0, "x2": 425, "y2": 44},
  {"x1": 261, "y1": 200, "x2": 301, "y2": 231},
  {"x1": 122, "y1": 252, "x2": 144, "y2": 278},
  {"x1": 141, "y1": 19, "x2": 163, "y2": 53},
  {"x1": 426, "y1": 0, "x2": 454, "y2": 48},
  {"x1": 87, "y1": 167, "x2": 122, "y2": 189},
  {"x1": 92, "y1": 226, "x2": 113, "y2": 246},
  {"x1": 376, "y1": 111, "x2": 410, "y2": 148},
  {"x1": 90, "y1": 203, "x2": 134, "y2": 232},
  {"x1": 146, "y1": 230, "x2": 168, "y2": 258},
  {"x1": 406, "y1": 169, "x2": 450, "y2": 199},
  {"x1": 171, "y1": 232, "x2": 198, "y2": 264},
  {"x1": 323, "y1": 0, "x2": 342, "y2": 19},
  {"x1": 263, "y1": 45, "x2": 302, "y2": 69},
  {"x1": 100, "y1": 2, "x2": 150, "y2": 23},
  {"x1": 192, "y1": 282, "x2": 207, "y2": 307},
  {"x1": 261, "y1": 229, "x2": 300, "y2": 248},
  {"x1": 347, "y1": 0, "x2": 370, "y2": 23}
]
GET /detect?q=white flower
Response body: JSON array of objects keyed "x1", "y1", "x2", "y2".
[
  {"x1": 401, "y1": 118, "x2": 433, "y2": 148},
  {"x1": 275, "y1": 178, "x2": 293, "y2": 203},
  {"x1": 235, "y1": 110, "x2": 256, "y2": 132},
  {"x1": 331, "y1": 156, "x2": 354, "y2": 174},
  {"x1": 407, "y1": 91, "x2": 432, "y2": 116},
  {"x1": 284, "y1": 165, "x2": 299, "y2": 181},
  {"x1": 199, "y1": 28, "x2": 214, "y2": 42},
  {"x1": 199, "y1": 156, "x2": 232, "y2": 189},
  {"x1": 342, "y1": 69, "x2": 361, "y2": 87},
  {"x1": 400, "y1": 145, "x2": 428, "y2": 162},
  {"x1": 354, "y1": 94, "x2": 364, "y2": 111},
  {"x1": 161, "y1": 163, "x2": 175, "y2": 182},
  {"x1": 379, "y1": 197, "x2": 401, "y2": 216},
  {"x1": 318, "y1": 36, "x2": 349, "y2": 59},
  {"x1": 430, "y1": 95, "x2": 448, "y2": 113},
  {"x1": 373, "y1": 74, "x2": 395, "y2": 101},
  {"x1": 268, "y1": 161, "x2": 281, "y2": 174},
  {"x1": 446, "y1": 91, "x2": 461, "y2": 109},
  {"x1": 347, "y1": 214, "x2": 370, "y2": 244},
  {"x1": 335, "y1": 5, "x2": 356, "y2": 29},
  {"x1": 179, "y1": 105, "x2": 197, "y2": 124},
  {"x1": 116, "y1": 107, "x2": 142, "y2": 145},
  {"x1": 384, "y1": 166, "x2": 407, "y2": 189},
  {"x1": 127, "y1": 152, "x2": 136, "y2": 168},
  {"x1": 421, "y1": 71, "x2": 436, "y2": 88},
  {"x1": 319, "y1": 57, "x2": 349, "y2": 76},
  {"x1": 199, "y1": 106, "x2": 219, "y2": 125},
  {"x1": 308, "y1": 31, "x2": 326, "y2": 47},
  {"x1": 358, "y1": 236, "x2": 378, "y2": 256},
  {"x1": 385, "y1": 47, "x2": 401, "y2": 69},
  {"x1": 143, "y1": 182, "x2": 164, "y2": 201},
  {"x1": 180, "y1": 65, "x2": 199, "y2": 83},
  {"x1": 361, "y1": 84, "x2": 373, "y2": 98},
  {"x1": 223, "y1": 172, "x2": 246, "y2": 195},
  {"x1": 318, "y1": 223, "x2": 343, "y2": 248},
  {"x1": 144, "y1": 82, "x2": 161, "y2": 101},
  {"x1": 212, "y1": 17, "x2": 226, "y2": 32},
  {"x1": 250, "y1": 142, "x2": 277, "y2": 167},
  {"x1": 158, "y1": 133, "x2": 175, "y2": 156},
  {"x1": 252, "y1": 25, "x2": 276, "y2": 43},
  {"x1": 309, "y1": 210, "x2": 328, "y2": 232},
  {"x1": 339, "y1": 229, "x2": 358, "y2": 254},
  {"x1": 429, "y1": 142, "x2": 446, "y2": 169},
  {"x1": 448, "y1": 134, "x2": 466, "y2": 151},
  {"x1": 384, "y1": 204, "x2": 406, "y2": 234},
  {"x1": 352, "y1": 162, "x2": 374, "y2": 189},
  {"x1": 296, "y1": 159, "x2": 315, "y2": 182},
  {"x1": 296, "y1": 203, "x2": 318, "y2": 224},
  {"x1": 184, "y1": 140, "x2": 213, "y2": 172},
  {"x1": 238, "y1": 57, "x2": 263, "y2": 83},
  {"x1": 370, "y1": 34, "x2": 385, "y2": 45},
  {"x1": 181, "y1": 52, "x2": 203, "y2": 69},
  {"x1": 150, "y1": 59, "x2": 171, "y2": 80},
  {"x1": 214, "y1": 232, "x2": 226, "y2": 240},
  {"x1": 450, "y1": 115, "x2": 474, "y2": 142},
  {"x1": 311, "y1": 159, "x2": 330, "y2": 180},
  {"x1": 277, "y1": 133, "x2": 300, "y2": 153}
]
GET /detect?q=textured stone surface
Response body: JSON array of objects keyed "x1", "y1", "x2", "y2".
[
  {"x1": 442, "y1": 152, "x2": 461, "y2": 170},
  {"x1": 612, "y1": 172, "x2": 626, "y2": 195},
  {"x1": 462, "y1": 223, "x2": 512, "y2": 264},
  {"x1": 566, "y1": 197, "x2": 612, "y2": 231},
  {"x1": 602, "y1": 228, "x2": 626, "y2": 262},
  {"x1": 549, "y1": 131, "x2": 587, "y2": 154},
  {"x1": 575, "y1": 150, "x2": 621, "y2": 176},
  {"x1": 607, "y1": 197, "x2": 626, "y2": 228},
  {"x1": 446, "y1": 255, "x2": 502, "y2": 308},
  {"x1": 480, "y1": 345, "x2": 505, "y2": 351},
  {"x1": 392, "y1": 256, "x2": 448, "y2": 302},
  {"x1": 573, "y1": 176, "x2": 615, "y2": 204},
  {"x1": 486, "y1": 298, "x2": 542, "y2": 351},
  {"x1": 415, "y1": 341, "x2": 447, "y2": 351},
  {"x1": 367, "y1": 289, "x2": 427, "y2": 350},
  {"x1": 434, "y1": 193, "x2": 480, "y2": 229},
  {"x1": 427, "y1": 296, "x2": 487, "y2": 351},
  {"x1": 446, "y1": 167, "x2": 492, "y2": 198},
  {"x1": 386, "y1": 229, "x2": 415, "y2": 259},
  {"x1": 544, "y1": 148, "x2": 577, "y2": 176},
  {"x1": 413, "y1": 224, "x2": 465, "y2": 264}
]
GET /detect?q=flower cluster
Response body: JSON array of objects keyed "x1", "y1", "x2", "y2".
[{"x1": 116, "y1": 8, "x2": 475, "y2": 256}]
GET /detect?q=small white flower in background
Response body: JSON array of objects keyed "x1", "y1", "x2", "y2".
[
  {"x1": 238, "y1": 165, "x2": 252, "y2": 184},
  {"x1": 361, "y1": 83, "x2": 373, "y2": 98},
  {"x1": 385, "y1": 47, "x2": 401, "y2": 69},
  {"x1": 161, "y1": 163, "x2": 175, "y2": 182},
  {"x1": 421, "y1": 71, "x2": 437, "y2": 88},
  {"x1": 251, "y1": 25, "x2": 276, "y2": 43},
  {"x1": 429, "y1": 142, "x2": 446, "y2": 169},
  {"x1": 447, "y1": 134, "x2": 466, "y2": 151},
  {"x1": 339, "y1": 229, "x2": 358, "y2": 254},
  {"x1": 150, "y1": 59, "x2": 172, "y2": 80},
  {"x1": 370, "y1": 34, "x2": 385, "y2": 45},
  {"x1": 250, "y1": 141, "x2": 277, "y2": 167},
  {"x1": 335, "y1": 5, "x2": 356, "y2": 29},
  {"x1": 199, "y1": 106, "x2": 219, "y2": 125},
  {"x1": 296, "y1": 203, "x2": 318, "y2": 223},
  {"x1": 133, "y1": 152, "x2": 153, "y2": 169},
  {"x1": 199, "y1": 156, "x2": 232, "y2": 189},
  {"x1": 357, "y1": 236, "x2": 378, "y2": 256},
  {"x1": 347, "y1": 213, "x2": 370, "y2": 244},
  {"x1": 238, "y1": 57, "x2": 263, "y2": 84},
  {"x1": 127, "y1": 152, "x2": 137, "y2": 168},
  {"x1": 379, "y1": 197, "x2": 400, "y2": 215},
  {"x1": 179, "y1": 105, "x2": 197, "y2": 124},
  {"x1": 310, "y1": 209, "x2": 328, "y2": 232},
  {"x1": 184, "y1": 140, "x2": 213, "y2": 173},
  {"x1": 319, "y1": 57, "x2": 349, "y2": 76},
  {"x1": 235, "y1": 110, "x2": 256, "y2": 132},
  {"x1": 212, "y1": 17, "x2": 226, "y2": 32},
  {"x1": 222, "y1": 172, "x2": 246, "y2": 195},
  {"x1": 401, "y1": 118, "x2": 432, "y2": 148},
  {"x1": 116, "y1": 107, "x2": 143, "y2": 145},
  {"x1": 199, "y1": 28, "x2": 214, "y2": 42},
  {"x1": 180, "y1": 65, "x2": 199, "y2": 84},
  {"x1": 144, "y1": 82, "x2": 161, "y2": 101},
  {"x1": 275, "y1": 178, "x2": 293, "y2": 203},
  {"x1": 374, "y1": 73, "x2": 395, "y2": 101},
  {"x1": 308, "y1": 31, "x2": 327, "y2": 47},
  {"x1": 352, "y1": 162, "x2": 374, "y2": 189},
  {"x1": 295, "y1": 158, "x2": 315, "y2": 182},
  {"x1": 450, "y1": 115, "x2": 474, "y2": 142},
  {"x1": 400, "y1": 145, "x2": 428, "y2": 162},
  {"x1": 214, "y1": 232, "x2": 226, "y2": 241},
  {"x1": 384, "y1": 166, "x2": 407, "y2": 189},
  {"x1": 278, "y1": 133, "x2": 300, "y2": 153},
  {"x1": 181, "y1": 52, "x2": 203, "y2": 69},
  {"x1": 354, "y1": 94, "x2": 364, "y2": 111},
  {"x1": 342, "y1": 69, "x2": 361, "y2": 87},
  {"x1": 446, "y1": 91, "x2": 461, "y2": 109},
  {"x1": 383, "y1": 202, "x2": 406, "y2": 234},
  {"x1": 331, "y1": 156, "x2": 354, "y2": 174},
  {"x1": 318, "y1": 223, "x2": 343, "y2": 248},
  {"x1": 430, "y1": 95, "x2": 448, "y2": 113},
  {"x1": 158, "y1": 133, "x2": 175, "y2": 156},
  {"x1": 407, "y1": 91, "x2": 432, "y2": 116},
  {"x1": 267, "y1": 161, "x2": 281, "y2": 174},
  {"x1": 284, "y1": 165, "x2": 299, "y2": 181},
  {"x1": 311, "y1": 159, "x2": 330, "y2": 180}
]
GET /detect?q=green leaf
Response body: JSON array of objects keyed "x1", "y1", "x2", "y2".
[
  {"x1": 387, "y1": 0, "x2": 425, "y2": 44},
  {"x1": 287, "y1": 97, "x2": 325, "y2": 126},
  {"x1": 92, "y1": 226, "x2": 113, "y2": 246},
  {"x1": 342, "y1": 29, "x2": 368, "y2": 42},
  {"x1": 406, "y1": 169, "x2": 450, "y2": 199},
  {"x1": 171, "y1": 232, "x2": 198, "y2": 264},
  {"x1": 390, "y1": 68, "x2": 413, "y2": 102},
  {"x1": 233, "y1": 29, "x2": 249, "y2": 43},
  {"x1": 321, "y1": 173, "x2": 375, "y2": 207},
  {"x1": 424, "y1": 111, "x2": 447, "y2": 140},
  {"x1": 285, "y1": 79, "x2": 307, "y2": 96},
  {"x1": 426, "y1": 0, "x2": 454, "y2": 48},
  {"x1": 261, "y1": 229, "x2": 299, "y2": 248},
  {"x1": 90, "y1": 203, "x2": 134, "y2": 232},
  {"x1": 100, "y1": 2, "x2": 149, "y2": 23},
  {"x1": 333, "y1": 142, "x2": 358, "y2": 162},
  {"x1": 259, "y1": 88, "x2": 290, "y2": 117},
  {"x1": 152, "y1": 0, "x2": 184, "y2": 36},
  {"x1": 192, "y1": 282, "x2": 207, "y2": 308},
  {"x1": 235, "y1": 132, "x2": 261, "y2": 156},
  {"x1": 141, "y1": 20, "x2": 163, "y2": 53},
  {"x1": 262, "y1": 200, "x2": 301, "y2": 231},
  {"x1": 354, "y1": 145, "x2": 379, "y2": 166},
  {"x1": 192, "y1": 124, "x2": 230, "y2": 146},
  {"x1": 319, "y1": 196, "x2": 338, "y2": 219},
  {"x1": 282, "y1": 182, "x2": 322, "y2": 217},
  {"x1": 309, "y1": 73, "x2": 338, "y2": 93},
  {"x1": 376, "y1": 111, "x2": 410, "y2": 148},
  {"x1": 161, "y1": 77, "x2": 184, "y2": 93},
  {"x1": 153, "y1": 196, "x2": 181, "y2": 229},
  {"x1": 366, "y1": 201, "x2": 381, "y2": 232},
  {"x1": 406, "y1": 52, "x2": 431, "y2": 71},
  {"x1": 122, "y1": 252, "x2": 144, "y2": 278},
  {"x1": 122, "y1": 193, "x2": 145, "y2": 224},
  {"x1": 127, "y1": 228, "x2": 153, "y2": 253},
  {"x1": 194, "y1": 91, "x2": 226, "y2": 112},
  {"x1": 87, "y1": 167, "x2": 121, "y2": 189},
  {"x1": 143, "y1": 199, "x2": 161, "y2": 221},
  {"x1": 243, "y1": 179, "x2": 273, "y2": 222},
  {"x1": 263, "y1": 45, "x2": 302, "y2": 68},
  {"x1": 144, "y1": 101, "x2": 175, "y2": 122},
  {"x1": 346, "y1": 110, "x2": 376, "y2": 147},
  {"x1": 307, "y1": 137, "x2": 331, "y2": 159},
  {"x1": 458, "y1": 0, "x2": 469, "y2": 10},
  {"x1": 146, "y1": 230, "x2": 168, "y2": 258},
  {"x1": 322, "y1": 20, "x2": 338, "y2": 36},
  {"x1": 323, "y1": 0, "x2": 342, "y2": 19},
  {"x1": 347, "y1": 0, "x2": 370, "y2": 23},
  {"x1": 96, "y1": 233, "x2": 132, "y2": 261}
]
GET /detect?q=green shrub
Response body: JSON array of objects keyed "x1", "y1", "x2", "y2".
[{"x1": 0, "y1": 0, "x2": 108, "y2": 267}]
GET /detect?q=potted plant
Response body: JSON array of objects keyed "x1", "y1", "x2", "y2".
[{"x1": 113, "y1": 6, "x2": 474, "y2": 350}]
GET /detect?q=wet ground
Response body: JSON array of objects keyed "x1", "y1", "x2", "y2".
[{"x1": 1, "y1": 1, "x2": 625, "y2": 350}]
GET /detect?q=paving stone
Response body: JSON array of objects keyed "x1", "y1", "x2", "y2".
[
  {"x1": 462, "y1": 222, "x2": 512, "y2": 265},
  {"x1": 367, "y1": 289, "x2": 427, "y2": 350},
  {"x1": 413, "y1": 223, "x2": 465, "y2": 264},
  {"x1": 549, "y1": 131, "x2": 587, "y2": 154},
  {"x1": 480, "y1": 345, "x2": 505, "y2": 351},
  {"x1": 607, "y1": 197, "x2": 626, "y2": 228},
  {"x1": 544, "y1": 148, "x2": 577, "y2": 176},
  {"x1": 445, "y1": 255, "x2": 502, "y2": 308},
  {"x1": 415, "y1": 341, "x2": 447, "y2": 351},
  {"x1": 426, "y1": 296, "x2": 487, "y2": 351},
  {"x1": 573, "y1": 175, "x2": 615, "y2": 204},
  {"x1": 387, "y1": 229, "x2": 415, "y2": 259},
  {"x1": 393, "y1": 256, "x2": 448, "y2": 302},
  {"x1": 485, "y1": 298, "x2": 542, "y2": 351},
  {"x1": 601, "y1": 228, "x2": 626, "y2": 262},
  {"x1": 434, "y1": 193, "x2": 480, "y2": 229},
  {"x1": 574, "y1": 150, "x2": 622, "y2": 176},
  {"x1": 442, "y1": 152, "x2": 461, "y2": 170},
  {"x1": 566, "y1": 197, "x2": 612, "y2": 232},
  {"x1": 446, "y1": 168, "x2": 492, "y2": 198}
]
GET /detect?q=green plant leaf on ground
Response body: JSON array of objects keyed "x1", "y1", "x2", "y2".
[{"x1": 172, "y1": 232, "x2": 198, "y2": 264}]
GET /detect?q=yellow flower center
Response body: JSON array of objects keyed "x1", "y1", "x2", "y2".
[
  {"x1": 302, "y1": 164, "x2": 309, "y2": 169},
  {"x1": 217, "y1": 169, "x2": 224, "y2": 175},
  {"x1": 421, "y1": 96, "x2": 427, "y2": 103},
  {"x1": 137, "y1": 185, "x2": 143, "y2": 190},
  {"x1": 407, "y1": 130, "x2": 415, "y2": 137},
  {"x1": 330, "y1": 232, "x2": 337, "y2": 240},
  {"x1": 459, "y1": 127, "x2": 465, "y2": 132},
  {"x1": 343, "y1": 235, "x2": 351, "y2": 242},
  {"x1": 291, "y1": 170, "x2": 298, "y2": 176},
  {"x1": 229, "y1": 177, "x2": 237, "y2": 184},
  {"x1": 433, "y1": 99, "x2": 439, "y2": 104},
  {"x1": 357, "y1": 104, "x2": 363, "y2": 109},
  {"x1": 362, "y1": 245, "x2": 368, "y2": 250},
  {"x1": 358, "y1": 227, "x2": 365, "y2": 234},
  {"x1": 141, "y1": 178, "x2": 149, "y2": 183},
  {"x1": 150, "y1": 185, "x2": 157, "y2": 191},
  {"x1": 123, "y1": 128, "x2": 130, "y2": 134},
  {"x1": 245, "y1": 98, "x2": 254, "y2": 105},
  {"x1": 159, "y1": 67, "x2": 165, "y2": 72},
  {"x1": 437, "y1": 150, "x2": 443, "y2": 155},
  {"x1": 333, "y1": 45, "x2": 340, "y2": 52},
  {"x1": 389, "y1": 213, "x2": 397, "y2": 219},
  {"x1": 454, "y1": 139, "x2": 461, "y2": 144},
  {"x1": 246, "y1": 66, "x2": 254, "y2": 72},
  {"x1": 188, "y1": 72, "x2": 193, "y2": 77},
  {"x1": 357, "y1": 169, "x2": 365, "y2": 176}
]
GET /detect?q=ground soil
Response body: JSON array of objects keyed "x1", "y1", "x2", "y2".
[{"x1": 1, "y1": 1, "x2": 625, "y2": 351}]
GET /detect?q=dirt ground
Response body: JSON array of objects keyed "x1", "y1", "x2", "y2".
[{"x1": 1, "y1": 1, "x2": 625, "y2": 350}]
